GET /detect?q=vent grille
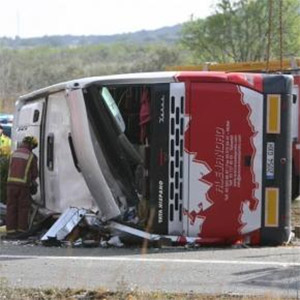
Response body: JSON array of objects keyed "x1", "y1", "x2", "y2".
[{"x1": 169, "y1": 92, "x2": 184, "y2": 233}]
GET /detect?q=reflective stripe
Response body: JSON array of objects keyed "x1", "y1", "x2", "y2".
[
  {"x1": 12, "y1": 152, "x2": 30, "y2": 160},
  {"x1": 24, "y1": 154, "x2": 33, "y2": 182},
  {"x1": 7, "y1": 156, "x2": 13, "y2": 178},
  {"x1": 267, "y1": 94, "x2": 281, "y2": 134},
  {"x1": 265, "y1": 188, "x2": 279, "y2": 227},
  {"x1": 7, "y1": 153, "x2": 33, "y2": 184},
  {"x1": 7, "y1": 177, "x2": 28, "y2": 183}
]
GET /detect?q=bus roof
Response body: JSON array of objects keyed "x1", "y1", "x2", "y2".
[{"x1": 18, "y1": 72, "x2": 178, "y2": 102}]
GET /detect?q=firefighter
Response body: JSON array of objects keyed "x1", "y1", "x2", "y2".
[
  {"x1": 0, "y1": 124, "x2": 11, "y2": 204},
  {"x1": 0, "y1": 124, "x2": 11, "y2": 157},
  {"x1": 5, "y1": 136, "x2": 38, "y2": 239}
]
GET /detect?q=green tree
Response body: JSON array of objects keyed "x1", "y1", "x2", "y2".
[{"x1": 180, "y1": 0, "x2": 300, "y2": 63}]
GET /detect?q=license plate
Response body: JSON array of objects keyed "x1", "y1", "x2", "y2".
[{"x1": 266, "y1": 142, "x2": 275, "y2": 179}]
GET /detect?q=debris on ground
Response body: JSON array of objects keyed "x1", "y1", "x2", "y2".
[
  {"x1": 41, "y1": 207, "x2": 88, "y2": 245},
  {"x1": 0, "y1": 200, "x2": 300, "y2": 248}
]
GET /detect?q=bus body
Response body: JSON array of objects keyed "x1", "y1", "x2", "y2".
[
  {"x1": 12, "y1": 71, "x2": 293, "y2": 245},
  {"x1": 168, "y1": 58, "x2": 300, "y2": 199}
]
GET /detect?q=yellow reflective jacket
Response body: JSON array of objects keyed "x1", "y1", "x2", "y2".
[{"x1": 0, "y1": 134, "x2": 12, "y2": 157}]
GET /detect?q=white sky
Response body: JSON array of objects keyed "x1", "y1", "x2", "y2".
[{"x1": 0, "y1": 0, "x2": 216, "y2": 38}]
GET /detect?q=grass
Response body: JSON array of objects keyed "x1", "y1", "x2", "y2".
[{"x1": 0, "y1": 281, "x2": 296, "y2": 300}]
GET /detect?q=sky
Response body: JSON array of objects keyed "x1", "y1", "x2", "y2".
[{"x1": 0, "y1": 0, "x2": 216, "y2": 38}]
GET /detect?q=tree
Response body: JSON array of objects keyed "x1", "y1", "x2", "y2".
[{"x1": 180, "y1": 0, "x2": 300, "y2": 63}]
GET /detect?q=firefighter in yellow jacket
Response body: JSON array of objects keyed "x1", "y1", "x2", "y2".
[
  {"x1": 0, "y1": 124, "x2": 11, "y2": 204},
  {"x1": 5, "y1": 136, "x2": 38, "y2": 239},
  {"x1": 0, "y1": 124, "x2": 11, "y2": 157}
]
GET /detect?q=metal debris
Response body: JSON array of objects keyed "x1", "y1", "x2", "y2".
[{"x1": 41, "y1": 207, "x2": 87, "y2": 244}]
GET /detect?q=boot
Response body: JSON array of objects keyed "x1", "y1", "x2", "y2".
[{"x1": 2, "y1": 231, "x2": 19, "y2": 240}]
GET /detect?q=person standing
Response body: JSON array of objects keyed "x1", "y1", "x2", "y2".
[
  {"x1": 5, "y1": 136, "x2": 38, "y2": 239},
  {"x1": 0, "y1": 124, "x2": 11, "y2": 204},
  {"x1": 0, "y1": 124, "x2": 11, "y2": 157}
]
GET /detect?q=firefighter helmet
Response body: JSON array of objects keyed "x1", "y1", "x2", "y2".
[{"x1": 22, "y1": 136, "x2": 38, "y2": 149}]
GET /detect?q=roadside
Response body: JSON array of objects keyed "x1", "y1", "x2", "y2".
[
  {"x1": 0, "y1": 283, "x2": 298, "y2": 300},
  {"x1": 1, "y1": 244, "x2": 299, "y2": 298},
  {"x1": 0, "y1": 200, "x2": 299, "y2": 299}
]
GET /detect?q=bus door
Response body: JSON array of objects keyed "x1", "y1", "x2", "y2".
[{"x1": 14, "y1": 100, "x2": 45, "y2": 205}]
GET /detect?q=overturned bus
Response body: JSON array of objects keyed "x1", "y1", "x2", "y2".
[{"x1": 12, "y1": 71, "x2": 293, "y2": 245}]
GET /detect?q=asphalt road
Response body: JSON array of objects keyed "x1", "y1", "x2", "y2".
[{"x1": 1, "y1": 241, "x2": 300, "y2": 298}]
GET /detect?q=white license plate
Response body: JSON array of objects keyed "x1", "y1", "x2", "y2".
[{"x1": 266, "y1": 142, "x2": 275, "y2": 179}]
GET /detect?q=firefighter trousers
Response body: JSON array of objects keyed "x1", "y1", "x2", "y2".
[{"x1": 6, "y1": 185, "x2": 31, "y2": 232}]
